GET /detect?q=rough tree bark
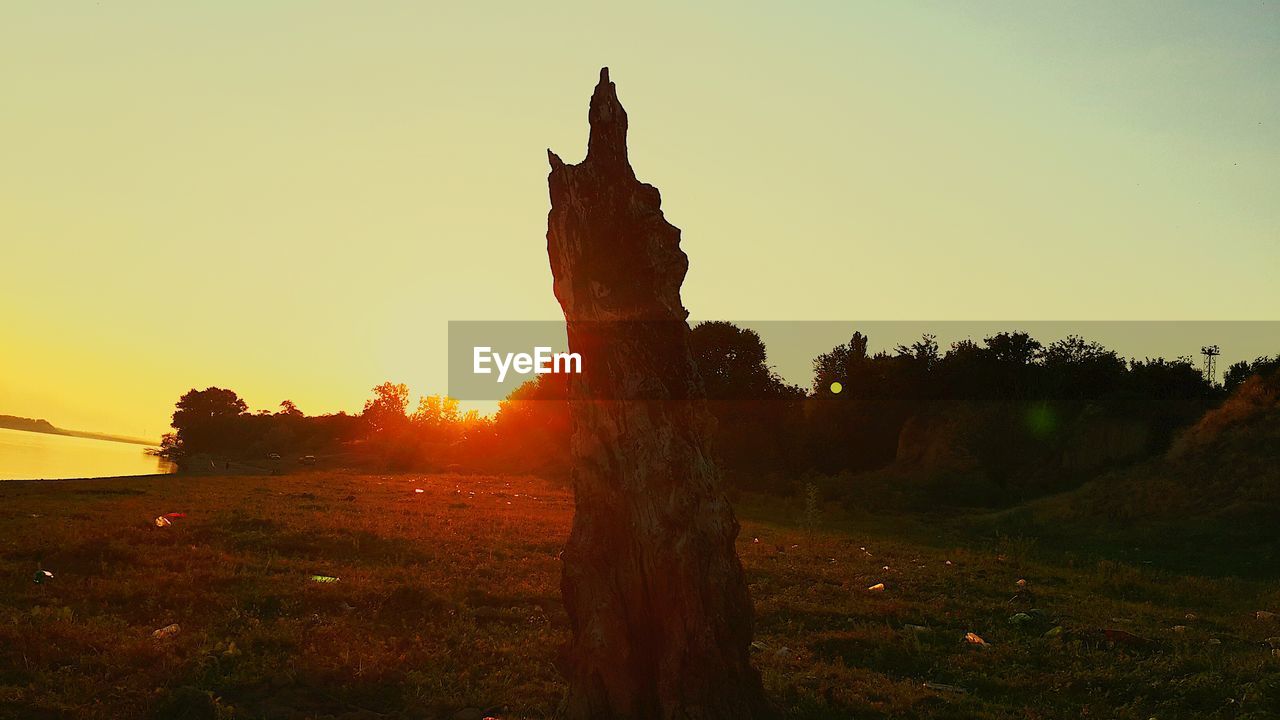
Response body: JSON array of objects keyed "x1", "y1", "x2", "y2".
[{"x1": 545, "y1": 68, "x2": 772, "y2": 720}]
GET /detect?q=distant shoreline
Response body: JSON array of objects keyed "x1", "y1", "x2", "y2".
[
  {"x1": 0, "y1": 472, "x2": 173, "y2": 485},
  {"x1": 0, "y1": 416, "x2": 156, "y2": 447}
]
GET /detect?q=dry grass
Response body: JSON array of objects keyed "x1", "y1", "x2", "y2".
[{"x1": 1, "y1": 472, "x2": 1277, "y2": 719}]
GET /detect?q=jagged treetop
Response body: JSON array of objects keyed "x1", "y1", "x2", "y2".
[{"x1": 548, "y1": 67, "x2": 631, "y2": 175}]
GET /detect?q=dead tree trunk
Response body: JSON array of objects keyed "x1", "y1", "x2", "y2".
[{"x1": 545, "y1": 68, "x2": 772, "y2": 720}]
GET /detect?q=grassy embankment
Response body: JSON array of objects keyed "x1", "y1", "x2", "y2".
[{"x1": 1, "y1": 472, "x2": 1277, "y2": 719}]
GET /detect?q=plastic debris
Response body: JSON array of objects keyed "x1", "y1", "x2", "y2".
[
  {"x1": 152, "y1": 623, "x2": 180, "y2": 640},
  {"x1": 923, "y1": 681, "x2": 967, "y2": 694},
  {"x1": 1016, "y1": 578, "x2": 1028, "y2": 588},
  {"x1": 867, "y1": 583, "x2": 885, "y2": 592},
  {"x1": 154, "y1": 512, "x2": 186, "y2": 528},
  {"x1": 1042, "y1": 626, "x2": 1063, "y2": 638},
  {"x1": 310, "y1": 575, "x2": 340, "y2": 583},
  {"x1": 1172, "y1": 625, "x2": 1187, "y2": 633},
  {"x1": 414, "y1": 489, "x2": 425, "y2": 494},
  {"x1": 1185, "y1": 613, "x2": 1198, "y2": 621},
  {"x1": 33, "y1": 569, "x2": 53, "y2": 584},
  {"x1": 964, "y1": 632, "x2": 987, "y2": 646},
  {"x1": 1264, "y1": 636, "x2": 1280, "y2": 648}
]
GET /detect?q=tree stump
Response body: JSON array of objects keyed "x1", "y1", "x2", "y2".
[{"x1": 545, "y1": 68, "x2": 772, "y2": 720}]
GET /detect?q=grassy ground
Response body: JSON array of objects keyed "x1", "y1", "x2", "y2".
[{"x1": 1, "y1": 473, "x2": 1277, "y2": 720}]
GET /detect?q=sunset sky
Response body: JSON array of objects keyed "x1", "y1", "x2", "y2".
[{"x1": 3, "y1": 1, "x2": 1278, "y2": 438}]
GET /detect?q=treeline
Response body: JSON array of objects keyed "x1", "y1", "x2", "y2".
[
  {"x1": 160, "y1": 324, "x2": 1278, "y2": 508},
  {"x1": 696, "y1": 325, "x2": 1230, "y2": 505},
  {"x1": 158, "y1": 381, "x2": 569, "y2": 476}
]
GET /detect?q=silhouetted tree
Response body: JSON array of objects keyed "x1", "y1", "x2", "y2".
[
  {"x1": 1039, "y1": 334, "x2": 1125, "y2": 398},
  {"x1": 362, "y1": 382, "x2": 410, "y2": 434},
  {"x1": 169, "y1": 387, "x2": 248, "y2": 456},
  {"x1": 1225, "y1": 355, "x2": 1280, "y2": 393},
  {"x1": 489, "y1": 374, "x2": 570, "y2": 476},
  {"x1": 411, "y1": 394, "x2": 460, "y2": 428},
  {"x1": 691, "y1": 321, "x2": 804, "y2": 489}
]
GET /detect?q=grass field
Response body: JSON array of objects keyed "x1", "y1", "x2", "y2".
[{"x1": 1, "y1": 472, "x2": 1278, "y2": 719}]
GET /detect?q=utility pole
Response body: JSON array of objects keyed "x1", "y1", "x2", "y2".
[{"x1": 1200, "y1": 345, "x2": 1221, "y2": 385}]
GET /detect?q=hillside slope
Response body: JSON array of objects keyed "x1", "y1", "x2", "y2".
[{"x1": 987, "y1": 368, "x2": 1280, "y2": 576}]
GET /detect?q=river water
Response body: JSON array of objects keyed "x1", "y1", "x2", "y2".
[{"x1": 0, "y1": 426, "x2": 175, "y2": 480}]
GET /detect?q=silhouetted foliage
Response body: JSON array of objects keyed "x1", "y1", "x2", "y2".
[
  {"x1": 487, "y1": 373, "x2": 571, "y2": 477},
  {"x1": 158, "y1": 327, "x2": 1249, "y2": 509},
  {"x1": 1224, "y1": 355, "x2": 1280, "y2": 393},
  {"x1": 163, "y1": 387, "x2": 362, "y2": 467},
  {"x1": 362, "y1": 382, "x2": 410, "y2": 434},
  {"x1": 168, "y1": 387, "x2": 248, "y2": 456},
  {"x1": 690, "y1": 322, "x2": 805, "y2": 490},
  {"x1": 804, "y1": 330, "x2": 1220, "y2": 504}
]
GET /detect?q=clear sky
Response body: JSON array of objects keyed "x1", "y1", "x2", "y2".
[{"x1": 2, "y1": 1, "x2": 1277, "y2": 438}]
